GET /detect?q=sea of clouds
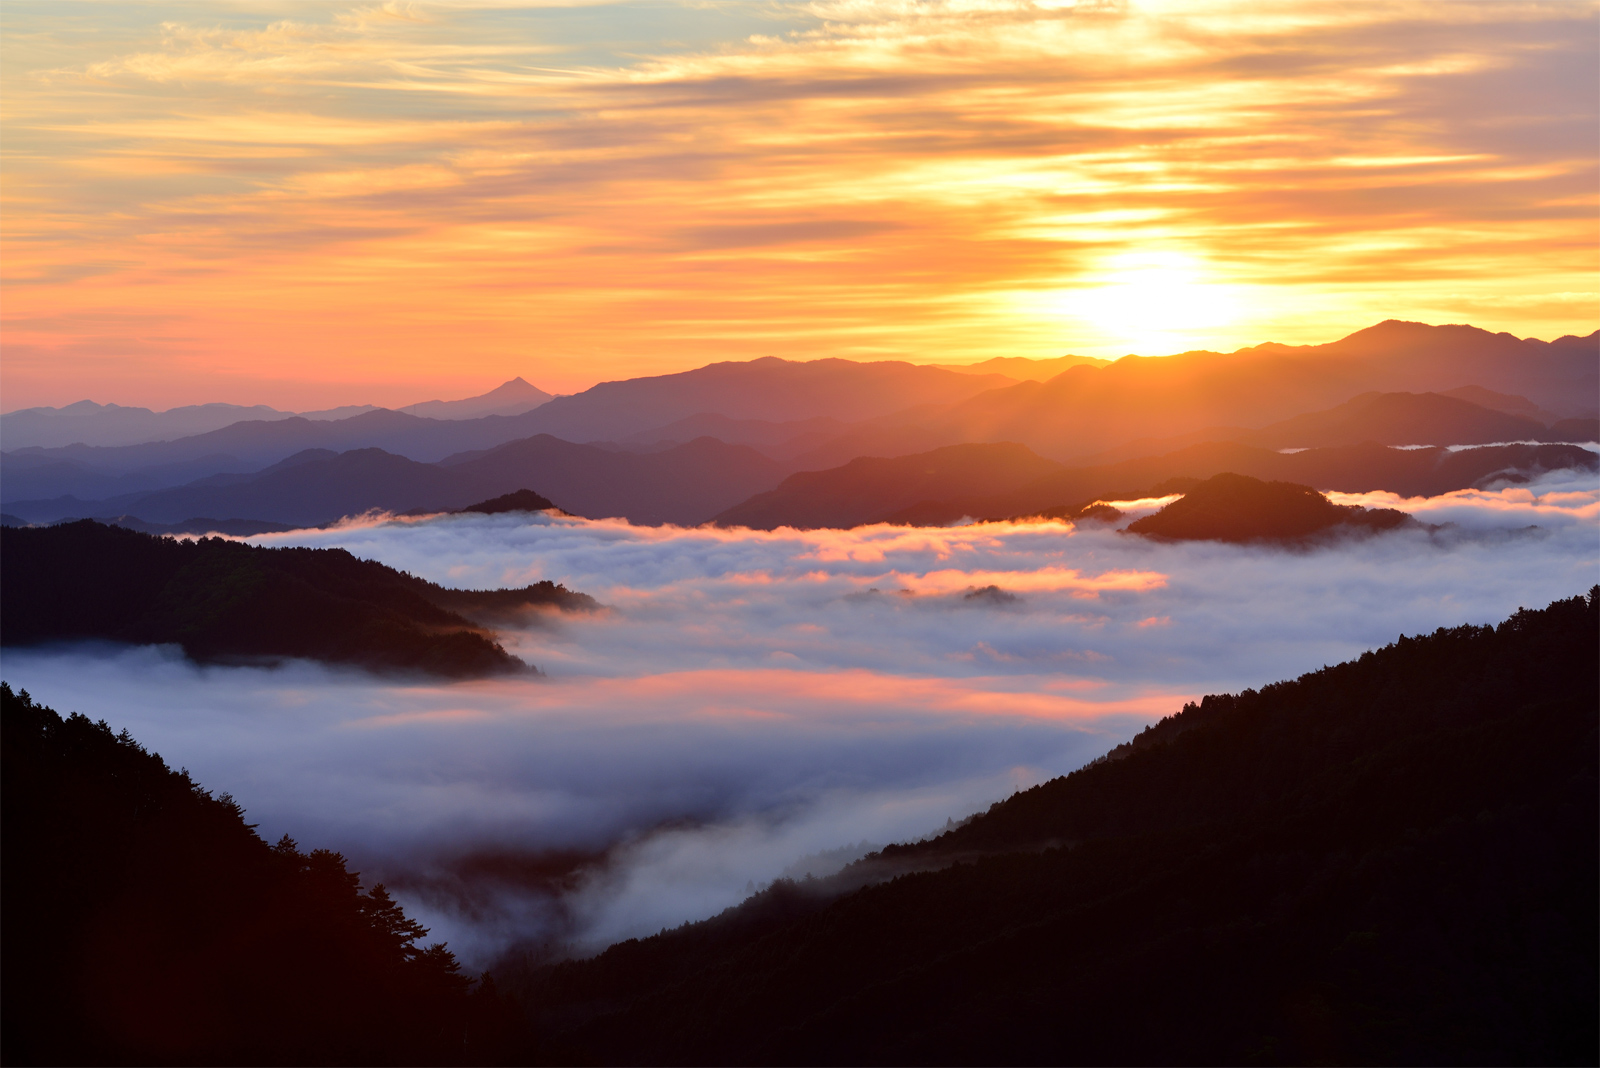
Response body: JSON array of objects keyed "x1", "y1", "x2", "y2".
[{"x1": 4, "y1": 468, "x2": 1596, "y2": 966}]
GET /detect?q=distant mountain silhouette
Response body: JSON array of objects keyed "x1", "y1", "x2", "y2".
[
  {"x1": 1437, "y1": 384, "x2": 1558, "y2": 423},
  {"x1": 491, "y1": 591, "x2": 1599, "y2": 1065},
  {"x1": 0, "y1": 520, "x2": 593, "y2": 676},
  {"x1": 399, "y1": 377, "x2": 553, "y2": 420},
  {"x1": 879, "y1": 322, "x2": 1598, "y2": 462},
  {"x1": 5, "y1": 435, "x2": 795, "y2": 528},
  {"x1": 1, "y1": 380, "x2": 551, "y2": 451},
  {"x1": 940, "y1": 353, "x2": 1112, "y2": 380},
  {"x1": 0, "y1": 399, "x2": 301, "y2": 450},
  {"x1": 716, "y1": 443, "x2": 1062, "y2": 529},
  {"x1": 715, "y1": 439, "x2": 1597, "y2": 529},
  {"x1": 1124, "y1": 473, "x2": 1413, "y2": 543},
  {"x1": 509, "y1": 357, "x2": 1018, "y2": 444},
  {"x1": 442, "y1": 435, "x2": 791, "y2": 526},
  {"x1": 1077, "y1": 391, "x2": 1590, "y2": 465},
  {"x1": 88, "y1": 515, "x2": 299, "y2": 537},
  {"x1": 458, "y1": 489, "x2": 559, "y2": 514},
  {"x1": 8, "y1": 323, "x2": 1595, "y2": 511}
]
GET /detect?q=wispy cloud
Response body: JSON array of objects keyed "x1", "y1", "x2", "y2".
[
  {"x1": 2, "y1": 1, "x2": 1594, "y2": 408},
  {"x1": 5, "y1": 472, "x2": 1594, "y2": 963}
]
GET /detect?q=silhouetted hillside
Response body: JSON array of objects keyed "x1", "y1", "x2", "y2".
[
  {"x1": 715, "y1": 439, "x2": 1596, "y2": 530},
  {"x1": 443, "y1": 434, "x2": 790, "y2": 526},
  {"x1": 883, "y1": 322, "x2": 1597, "y2": 461},
  {"x1": 496, "y1": 591, "x2": 1598, "y2": 1065},
  {"x1": 459, "y1": 489, "x2": 559, "y2": 514},
  {"x1": 0, "y1": 521, "x2": 593, "y2": 676},
  {"x1": 4, "y1": 435, "x2": 794, "y2": 528},
  {"x1": 9, "y1": 324, "x2": 1595, "y2": 509},
  {"x1": 1124, "y1": 473, "x2": 1413, "y2": 543},
  {"x1": 715, "y1": 443, "x2": 1061, "y2": 529},
  {"x1": 0, "y1": 683, "x2": 524, "y2": 1065},
  {"x1": 399, "y1": 377, "x2": 553, "y2": 420},
  {"x1": 507, "y1": 357, "x2": 1017, "y2": 444}
]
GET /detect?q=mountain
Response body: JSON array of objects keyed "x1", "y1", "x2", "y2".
[
  {"x1": 885, "y1": 322, "x2": 1599, "y2": 462},
  {"x1": 0, "y1": 380, "x2": 552, "y2": 452},
  {"x1": 494, "y1": 591, "x2": 1598, "y2": 1065},
  {"x1": 509, "y1": 357, "x2": 1018, "y2": 444},
  {"x1": 4, "y1": 435, "x2": 795, "y2": 528},
  {"x1": 0, "y1": 408, "x2": 571, "y2": 506},
  {"x1": 939, "y1": 354, "x2": 1113, "y2": 380},
  {"x1": 1122, "y1": 473, "x2": 1413, "y2": 543},
  {"x1": 714, "y1": 443, "x2": 1063, "y2": 530},
  {"x1": 399, "y1": 377, "x2": 554, "y2": 420},
  {"x1": 1, "y1": 683, "x2": 514, "y2": 1065},
  {"x1": 8, "y1": 323, "x2": 1593, "y2": 507},
  {"x1": 1240, "y1": 391, "x2": 1551, "y2": 449},
  {"x1": 1437, "y1": 385, "x2": 1558, "y2": 424},
  {"x1": 0, "y1": 520, "x2": 593, "y2": 676},
  {"x1": 458, "y1": 488, "x2": 560, "y2": 515},
  {"x1": 1091, "y1": 391, "x2": 1563, "y2": 462},
  {"x1": 443, "y1": 435, "x2": 792, "y2": 526},
  {"x1": 0, "y1": 400, "x2": 299, "y2": 451},
  {"x1": 716, "y1": 439, "x2": 1597, "y2": 529}
]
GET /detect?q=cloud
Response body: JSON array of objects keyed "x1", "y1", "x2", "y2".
[
  {"x1": 4, "y1": 469, "x2": 1594, "y2": 966},
  {"x1": 3, "y1": 0, "x2": 1596, "y2": 408}
]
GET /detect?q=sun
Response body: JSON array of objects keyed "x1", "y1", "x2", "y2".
[{"x1": 1066, "y1": 252, "x2": 1243, "y2": 355}]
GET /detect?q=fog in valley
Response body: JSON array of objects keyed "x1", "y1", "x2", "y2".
[{"x1": 5, "y1": 469, "x2": 1595, "y2": 967}]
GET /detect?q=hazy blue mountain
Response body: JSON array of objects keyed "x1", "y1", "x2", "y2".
[
  {"x1": 0, "y1": 408, "x2": 564, "y2": 504},
  {"x1": 398, "y1": 377, "x2": 553, "y2": 419},
  {"x1": 0, "y1": 400, "x2": 297, "y2": 451},
  {"x1": 5, "y1": 434, "x2": 795, "y2": 528},
  {"x1": 716, "y1": 438, "x2": 1598, "y2": 530},
  {"x1": 0, "y1": 378, "x2": 551, "y2": 451},
  {"x1": 443, "y1": 434, "x2": 792, "y2": 526}
]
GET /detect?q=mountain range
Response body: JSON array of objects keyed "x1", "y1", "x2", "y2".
[
  {"x1": 0, "y1": 378, "x2": 553, "y2": 451},
  {"x1": 2, "y1": 322, "x2": 1595, "y2": 529}
]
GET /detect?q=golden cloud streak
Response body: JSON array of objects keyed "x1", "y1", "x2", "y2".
[{"x1": 2, "y1": 0, "x2": 1594, "y2": 407}]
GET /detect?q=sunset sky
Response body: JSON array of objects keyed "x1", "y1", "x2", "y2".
[{"x1": 3, "y1": 0, "x2": 1595, "y2": 411}]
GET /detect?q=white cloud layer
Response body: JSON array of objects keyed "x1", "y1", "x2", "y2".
[{"x1": 3, "y1": 469, "x2": 1595, "y2": 965}]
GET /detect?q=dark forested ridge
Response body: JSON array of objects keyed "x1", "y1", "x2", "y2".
[
  {"x1": 1124, "y1": 472, "x2": 1413, "y2": 543},
  {"x1": 494, "y1": 591, "x2": 1599, "y2": 1066},
  {"x1": 0, "y1": 683, "x2": 524, "y2": 1065},
  {"x1": 0, "y1": 520, "x2": 594, "y2": 677}
]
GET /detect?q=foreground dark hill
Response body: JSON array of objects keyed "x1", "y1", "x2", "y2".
[
  {"x1": 1123, "y1": 473, "x2": 1412, "y2": 543},
  {"x1": 1, "y1": 683, "x2": 516, "y2": 1065},
  {"x1": 501, "y1": 591, "x2": 1598, "y2": 1065},
  {"x1": 717, "y1": 438, "x2": 1597, "y2": 529},
  {"x1": 0, "y1": 521, "x2": 594, "y2": 676}
]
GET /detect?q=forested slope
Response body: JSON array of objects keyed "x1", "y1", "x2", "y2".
[
  {"x1": 502, "y1": 590, "x2": 1599, "y2": 1066},
  {"x1": 0, "y1": 520, "x2": 593, "y2": 676},
  {"x1": 0, "y1": 683, "x2": 523, "y2": 1065}
]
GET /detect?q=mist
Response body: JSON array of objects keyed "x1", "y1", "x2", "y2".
[{"x1": 3, "y1": 469, "x2": 1594, "y2": 967}]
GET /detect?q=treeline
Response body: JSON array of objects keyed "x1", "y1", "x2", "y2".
[
  {"x1": 0, "y1": 683, "x2": 526, "y2": 1064},
  {"x1": 1122, "y1": 472, "x2": 1413, "y2": 543},
  {"x1": 0, "y1": 520, "x2": 594, "y2": 677},
  {"x1": 492, "y1": 590, "x2": 1598, "y2": 1065}
]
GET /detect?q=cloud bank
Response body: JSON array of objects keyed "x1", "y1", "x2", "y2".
[{"x1": 4, "y1": 471, "x2": 1595, "y2": 965}]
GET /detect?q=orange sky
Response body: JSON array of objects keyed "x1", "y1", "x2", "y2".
[{"x1": 2, "y1": 0, "x2": 1595, "y2": 411}]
